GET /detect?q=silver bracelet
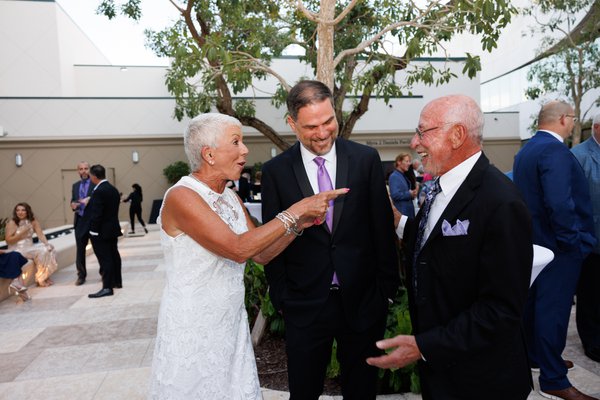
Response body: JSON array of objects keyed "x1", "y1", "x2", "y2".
[{"x1": 275, "y1": 210, "x2": 303, "y2": 236}]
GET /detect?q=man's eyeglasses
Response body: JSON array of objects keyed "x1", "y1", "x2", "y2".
[
  {"x1": 564, "y1": 114, "x2": 579, "y2": 122},
  {"x1": 415, "y1": 122, "x2": 456, "y2": 140}
]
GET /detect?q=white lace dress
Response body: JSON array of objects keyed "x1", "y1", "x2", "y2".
[{"x1": 148, "y1": 176, "x2": 262, "y2": 400}]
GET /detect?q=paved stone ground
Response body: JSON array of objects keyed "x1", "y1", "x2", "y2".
[{"x1": 0, "y1": 226, "x2": 598, "y2": 400}]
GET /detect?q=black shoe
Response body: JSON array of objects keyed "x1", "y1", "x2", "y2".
[
  {"x1": 88, "y1": 288, "x2": 114, "y2": 298},
  {"x1": 585, "y1": 346, "x2": 600, "y2": 363},
  {"x1": 128, "y1": 231, "x2": 135, "y2": 234},
  {"x1": 75, "y1": 278, "x2": 85, "y2": 286},
  {"x1": 113, "y1": 284, "x2": 122, "y2": 289},
  {"x1": 143, "y1": 227, "x2": 148, "y2": 234}
]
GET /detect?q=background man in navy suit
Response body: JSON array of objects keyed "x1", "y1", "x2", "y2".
[
  {"x1": 261, "y1": 80, "x2": 399, "y2": 399},
  {"x1": 87, "y1": 164, "x2": 123, "y2": 299},
  {"x1": 368, "y1": 95, "x2": 533, "y2": 400},
  {"x1": 514, "y1": 100, "x2": 596, "y2": 400},
  {"x1": 571, "y1": 114, "x2": 600, "y2": 363},
  {"x1": 70, "y1": 161, "x2": 94, "y2": 286}
]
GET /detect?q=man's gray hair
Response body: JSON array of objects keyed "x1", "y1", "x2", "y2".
[
  {"x1": 184, "y1": 113, "x2": 242, "y2": 171},
  {"x1": 444, "y1": 95, "x2": 484, "y2": 144}
]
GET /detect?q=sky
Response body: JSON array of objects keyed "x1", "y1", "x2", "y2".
[{"x1": 55, "y1": 0, "x2": 179, "y2": 66}]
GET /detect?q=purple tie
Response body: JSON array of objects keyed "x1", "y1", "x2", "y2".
[
  {"x1": 314, "y1": 157, "x2": 334, "y2": 230},
  {"x1": 314, "y1": 157, "x2": 339, "y2": 286}
]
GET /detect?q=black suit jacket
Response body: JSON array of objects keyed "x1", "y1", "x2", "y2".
[
  {"x1": 405, "y1": 153, "x2": 533, "y2": 399},
  {"x1": 261, "y1": 138, "x2": 399, "y2": 330},
  {"x1": 71, "y1": 179, "x2": 94, "y2": 236},
  {"x1": 87, "y1": 181, "x2": 122, "y2": 240}
]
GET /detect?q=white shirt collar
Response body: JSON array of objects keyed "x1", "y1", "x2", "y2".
[
  {"x1": 299, "y1": 142, "x2": 337, "y2": 193},
  {"x1": 299, "y1": 141, "x2": 337, "y2": 165},
  {"x1": 93, "y1": 179, "x2": 107, "y2": 190},
  {"x1": 539, "y1": 129, "x2": 564, "y2": 143},
  {"x1": 438, "y1": 151, "x2": 482, "y2": 198}
]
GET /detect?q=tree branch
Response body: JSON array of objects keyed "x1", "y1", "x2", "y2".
[
  {"x1": 230, "y1": 51, "x2": 292, "y2": 91},
  {"x1": 333, "y1": 1, "x2": 444, "y2": 68}
]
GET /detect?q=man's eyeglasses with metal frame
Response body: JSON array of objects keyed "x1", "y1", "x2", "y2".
[{"x1": 415, "y1": 122, "x2": 456, "y2": 140}]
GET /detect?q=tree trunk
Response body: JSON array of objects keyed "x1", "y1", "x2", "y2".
[{"x1": 316, "y1": 0, "x2": 335, "y2": 91}]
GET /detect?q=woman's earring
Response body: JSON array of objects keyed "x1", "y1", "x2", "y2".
[{"x1": 209, "y1": 160, "x2": 215, "y2": 165}]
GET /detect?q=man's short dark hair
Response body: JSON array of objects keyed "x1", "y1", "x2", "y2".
[
  {"x1": 286, "y1": 80, "x2": 334, "y2": 121},
  {"x1": 90, "y1": 164, "x2": 106, "y2": 180}
]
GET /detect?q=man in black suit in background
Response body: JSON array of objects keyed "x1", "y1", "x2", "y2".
[
  {"x1": 70, "y1": 161, "x2": 94, "y2": 286},
  {"x1": 261, "y1": 80, "x2": 399, "y2": 399},
  {"x1": 367, "y1": 95, "x2": 533, "y2": 400},
  {"x1": 87, "y1": 164, "x2": 122, "y2": 298}
]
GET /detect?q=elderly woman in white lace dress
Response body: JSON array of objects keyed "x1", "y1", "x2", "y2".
[
  {"x1": 148, "y1": 113, "x2": 348, "y2": 400},
  {"x1": 5, "y1": 202, "x2": 57, "y2": 287}
]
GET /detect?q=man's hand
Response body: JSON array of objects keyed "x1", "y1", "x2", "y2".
[{"x1": 366, "y1": 335, "x2": 421, "y2": 369}]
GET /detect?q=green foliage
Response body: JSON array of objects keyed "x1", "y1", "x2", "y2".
[
  {"x1": 98, "y1": 0, "x2": 516, "y2": 145},
  {"x1": 243, "y1": 259, "x2": 285, "y2": 335},
  {"x1": 376, "y1": 287, "x2": 421, "y2": 394},
  {"x1": 162, "y1": 161, "x2": 190, "y2": 185}
]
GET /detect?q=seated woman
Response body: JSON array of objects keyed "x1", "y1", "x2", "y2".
[
  {"x1": 0, "y1": 249, "x2": 30, "y2": 301},
  {"x1": 5, "y1": 202, "x2": 58, "y2": 287}
]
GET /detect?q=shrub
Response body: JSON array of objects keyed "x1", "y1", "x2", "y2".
[{"x1": 163, "y1": 161, "x2": 190, "y2": 185}]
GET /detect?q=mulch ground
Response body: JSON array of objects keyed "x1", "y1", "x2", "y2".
[{"x1": 254, "y1": 332, "x2": 342, "y2": 395}]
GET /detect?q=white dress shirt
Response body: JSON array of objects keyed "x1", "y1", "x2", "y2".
[
  {"x1": 396, "y1": 151, "x2": 482, "y2": 240},
  {"x1": 299, "y1": 142, "x2": 337, "y2": 194}
]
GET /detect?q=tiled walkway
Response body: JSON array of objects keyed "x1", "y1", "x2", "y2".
[{"x1": 0, "y1": 227, "x2": 599, "y2": 399}]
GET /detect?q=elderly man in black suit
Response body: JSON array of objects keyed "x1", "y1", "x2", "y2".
[
  {"x1": 261, "y1": 80, "x2": 399, "y2": 399},
  {"x1": 70, "y1": 161, "x2": 94, "y2": 286},
  {"x1": 87, "y1": 164, "x2": 123, "y2": 298},
  {"x1": 367, "y1": 95, "x2": 533, "y2": 400}
]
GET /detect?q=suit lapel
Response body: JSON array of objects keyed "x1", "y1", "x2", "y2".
[
  {"x1": 422, "y1": 154, "x2": 488, "y2": 249},
  {"x1": 291, "y1": 142, "x2": 315, "y2": 199}
]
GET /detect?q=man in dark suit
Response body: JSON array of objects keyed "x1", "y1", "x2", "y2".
[
  {"x1": 87, "y1": 164, "x2": 123, "y2": 298},
  {"x1": 261, "y1": 80, "x2": 399, "y2": 399},
  {"x1": 367, "y1": 95, "x2": 533, "y2": 400},
  {"x1": 513, "y1": 100, "x2": 597, "y2": 400},
  {"x1": 70, "y1": 161, "x2": 94, "y2": 286}
]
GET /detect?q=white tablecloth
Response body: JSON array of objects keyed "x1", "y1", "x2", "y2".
[{"x1": 244, "y1": 203, "x2": 262, "y2": 224}]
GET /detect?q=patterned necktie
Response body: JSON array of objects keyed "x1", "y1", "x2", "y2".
[
  {"x1": 413, "y1": 178, "x2": 441, "y2": 293},
  {"x1": 313, "y1": 157, "x2": 334, "y2": 231},
  {"x1": 314, "y1": 156, "x2": 339, "y2": 286}
]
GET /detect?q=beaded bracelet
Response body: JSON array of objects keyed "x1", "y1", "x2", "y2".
[{"x1": 275, "y1": 210, "x2": 303, "y2": 237}]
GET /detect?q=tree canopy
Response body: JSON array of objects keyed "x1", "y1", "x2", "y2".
[
  {"x1": 98, "y1": 0, "x2": 517, "y2": 149},
  {"x1": 524, "y1": 0, "x2": 600, "y2": 145}
]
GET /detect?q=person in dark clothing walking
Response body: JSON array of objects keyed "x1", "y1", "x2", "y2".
[{"x1": 122, "y1": 183, "x2": 148, "y2": 234}]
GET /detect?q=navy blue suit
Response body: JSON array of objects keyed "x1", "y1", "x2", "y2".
[{"x1": 514, "y1": 131, "x2": 596, "y2": 391}]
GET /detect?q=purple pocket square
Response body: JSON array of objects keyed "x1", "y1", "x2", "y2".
[{"x1": 441, "y1": 219, "x2": 470, "y2": 236}]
